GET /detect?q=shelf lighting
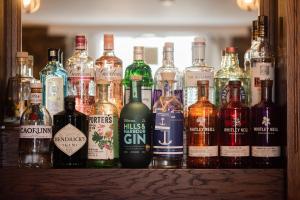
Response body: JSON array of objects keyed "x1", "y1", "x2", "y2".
[
  {"x1": 236, "y1": 0, "x2": 259, "y2": 11},
  {"x1": 22, "y1": 0, "x2": 40, "y2": 14}
]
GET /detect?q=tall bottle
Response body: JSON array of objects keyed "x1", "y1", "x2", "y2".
[
  {"x1": 244, "y1": 20, "x2": 258, "y2": 75},
  {"x1": 66, "y1": 35, "x2": 96, "y2": 116},
  {"x1": 184, "y1": 37, "x2": 214, "y2": 116},
  {"x1": 87, "y1": 81, "x2": 119, "y2": 168},
  {"x1": 119, "y1": 75, "x2": 152, "y2": 168},
  {"x1": 40, "y1": 48, "x2": 68, "y2": 118},
  {"x1": 214, "y1": 47, "x2": 250, "y2": 107},
  {"x1": 250, "y1": 15, "x2": 275, "y2": 106},
  {"x1": 53, "y1": 96, "x2": 88, "y2": 168},
  {"x1": 95, "y1": 34, "x2": 123, "y2": 114},
  {"x1": 124, "y1": 46, "x2": 153, "y2": 109},
  {"x1": 152, "y1": 72, "x2": 184, "y2": 168},
  {"x1": 19, "y1": 82, "x2": 52, "y2": 168},
  {"x1": 251, "y1": 80, "x2": 281, "y2": 168},
  {"x1": 153, "y1": 42, "x2": 183, "y2": 105},
  {"x1": 187, "y1": 80, "x2": 218, "y2": 168},
  {"x1": 220, "y1": 81, "x2": 250, "y2": 168}
]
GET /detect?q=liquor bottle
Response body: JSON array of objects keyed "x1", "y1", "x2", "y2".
[
  {"x1": 153, "y1": 42, "x2": 183, "y2": 105},
  {"x1": 153, "y1": 71, "x2": 184, "y2": 168},
  {"x1": 220, "y1": 49, "x2": 226, "y2": 69},
  {"x1": 184, "y1": 37, "x2": 214, "y2": 117},
  {"x1": 66, "y1": 35, "x2": 96, "y2": 115},
  {"x1": 27, "y1": 55, "x2": 34, "y2": 81},
  {"x1": 119, "y1": 75, "x2": 152, "y2": 168},
  {"x1": 124, "y1": 46, "x2": 153, "y2": 109},
  {"x1": 220, "y1": 81, "x2": 250, "y2": 168},
  {"x1": 251, "y1": 80, "x2": 281, "y2": 168},
  {"x1": 53, "y1": 96, "x2": 88, "y2": 168},
  {"x1": 87, "y1": 81, "x2": 119, "y2": 168},
  {"x1": 95, "y1": 34, "x2": 123, "y2": 114},
  {"x1": 19, "y1": 81, "x2": 52, "y2": 168},
  {"x1": 214, "y1": 47, "x2": 250, "y2": 107},
  {"x1": 250, "y1": 16, "x2": 275, "y2": 106},
  {"x1": 244, "y1": 20, "x2": 258, "y2": 75},
  {"x1": 187, "y1": 80, "x2": 218, "y2": 168},
  {"x1": 40, "y1": 48, "x2": 68, "y2": 118}
]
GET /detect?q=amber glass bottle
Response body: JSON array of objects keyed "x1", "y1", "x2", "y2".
[{"x1": 187, "y1": 80, "x2": 218, "y2": 168}]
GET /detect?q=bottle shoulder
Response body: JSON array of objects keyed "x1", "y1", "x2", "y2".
[
  {"x1": 121, "y1": 102, "x2": 151, "y2": 116},
  {"x1": 20, "y1": 105, "x2": 52, "y2": 125},
  {"x1": 94, "y1": 101, "x2": 118, "y2": 116},
  {"x1": 96, "y1": 55, "x2": 122, "y2": 65}
]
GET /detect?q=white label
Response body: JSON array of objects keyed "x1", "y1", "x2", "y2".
[
  {"x1": 252, "y1": 146, "x2": 281, "y2": 157},
  {"x1": 188, "y1": 146, "x2": 218, "y2": 157},
  {"x1": 45, "y1": 76, "x2": 64, "y2": 117},
  {"x1": 250, "y1": 62, "x2": 275, "y2": 105},
  {"x1": 30, "y1": 93, "x2": 42, "y2": 104},
  {"x1": 184, "y1": 70, "x2": 213, "y2": 87},
  {"x1": 125, "y1": 87, "x2": 152, "y2": 109},
  {"x1": 220, "y1": 146, "x2": 250, "y2": 157},
  {"x1": 53, "y1": 123, "x2": 87, "y2": 156},
  {"x1": 96, "y1": 64, "x2": 122, "y2": 81},
  {"x1": 20, "y1": 125, "x2": 52, "y2": 139}
]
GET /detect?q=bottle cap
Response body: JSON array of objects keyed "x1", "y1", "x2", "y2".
[
  {"x1": 75, "y1": 35, "x2": 87, "y2": 50},
  {"x1": 197, "y1": 80, "x2": 209, "y2": 86},
  {"x1": 261, "y1": 79, "x2": 273, "y2": 87},
  {"x1": 161, "y1": 71, "x2": 175, "y2": 81},
  {"x1": 163, "y1": 42, "x2": 174, "y2": 52},
  {"x1": 64, "y1": 96, "x2": 76, "y2": 111},
  {"x1": 257, "y1": 15, "x2": 268, "y2": 36},
  {"x1": 16, "y1": 52, "x2": 29, "y2": 58},
  {"x1": 130, "y1": 75, "x2": 143, "y2": 81},
  {"x1": 225, "y1": 47, "x2": 237, "y2": 53},
  {"x1": 104, "y1": 34, "x2": 114, "y2": 50},
  {"x1": 48, "y1": 48, "x2": 59, "y2": 61},
  {"x1": 193, "y1": 37, "x2": 206, "y2": 46},
  {"x1": 134, "y1": 46, "x2": 144, "y2": 60}
]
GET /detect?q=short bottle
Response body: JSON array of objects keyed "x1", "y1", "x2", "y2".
[
  {"x1": 53, "y1": 96, "x2": 88, "y2": 168},
  {"x1": 220, "y1": 81, "x2": 250, "y2": 168},
  {"x1": 19, "y1": 81, "x2": 52, "y2": 168},
  {"x1": 187, "y1": 80, "x2": 218, "y2": 168},
  {"x1": 87, "y1": 81, "x2": 119, "y2": 168},
  {"x1": 251, "y1": 80, "x2": 281, "y2": 168},
  {"x1": 152, "y1": 71, "x2": 184, "y2": 168},
  {"x1": 119, "y1": 75, "x2": 152, "y2": 168}
]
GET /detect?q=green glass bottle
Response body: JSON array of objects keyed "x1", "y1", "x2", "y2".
[
  {"x1": 124, "y1": 46, "x2": 153, "y2": 109},
  {"x1": 119, "y1": 75, "x2": 152, "y2": 168}
]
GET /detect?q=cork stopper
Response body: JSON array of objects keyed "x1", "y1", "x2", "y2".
[
  {"x1": 130, "y1": 75, "x2": 142, "y2": 81},
  {"x1": 104, "y1": 34, "x2": 114, "y2": 50},
  {"x1": 16, "y1": 52, "x2": 29, "y2": 58},
  {"x1": 193, "y1": 37, "x2": 206, "y2": 46},
  {"x1": 163, "y1": 42, "x2": 174, "y2": 52},
  {"x1": 161, "y1": 71, "x2": 175, "y2": 81},
  {"x1": 225, "y1": 47, "x2": 237, "y2": 53},
  {"x1": 75, "y1": 35, "x2": 87, "y2": 50}
]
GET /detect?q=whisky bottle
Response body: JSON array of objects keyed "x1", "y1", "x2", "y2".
[
  {"x1": 87, "y1": 81, "x2": 119, "y2": 168},
  {"x1": 244, "y1": 20, "x2": 258, "y2": 75},
  {"x1": 220, "y1": 81, "x2": 250, "y2": 168},
  {"x1": 53, "y1": 96, "x2": 88, "y2": 168},
  {"x1": 153, "y1": 72, "x2": 184, "y2": 168},
  {"x1": 119, "y1": 75, "x2": 152, "y2": 168},
  {"x1": 251, "y1": 80, "x2": 281, "y2": 168},
  {"x1": 19, "y1": 82, "x2": 52, "y2": 168},
  {"x1": 187, "y1": 80, "x2": 218, "y2": 168}
]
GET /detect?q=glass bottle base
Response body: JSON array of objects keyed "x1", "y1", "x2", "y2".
[
  {"x1": 18, "y1": 153, "x2": 52, "y2": 168},
  {"x1": 187, "y1": 157, "x2": 219, "y2": 168},
  {"x1": 87, "y1": 159, "x2": 119, "y2": 168},
  {"x1": 152, "y1": 157, "x2": 182, "y2": 169},
  {"x1": 220, "y1": 156, "x2": 250, "y2": 168}
]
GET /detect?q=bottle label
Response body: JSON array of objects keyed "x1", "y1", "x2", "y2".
[
  {"x1": 252, "y1": 146, "x2": 281, "y2": 157},
  {"x1": 88, "y1": 115, "x2": 115, "y2": 160},
  {"x1": 96, "y1": 63, "x2": 122, "y2": 81},
  {"x1": 53, "y1": 123, "x2": 87, "y2": 156},
  {"x1": 188, "y1": 146, "x2": 218, "y2": 157},
  {"x1": 125, "y1": 87, "x2": 152, "y2": 109},
  {"x1": 220, "y1": 146, "x2": 250, "y2": 157},
  {"x1": 30, "y1": 89, "x2": 42, "y2": 104},
  {"x1": 251, "y1": 62, "x2": 275, "y2": 105},
  {"x1": 153, "y1": 111, "x2": 184, "y2": 157},
  {"x1": 45, "y1": 76, "x2": 64, "y2": 117},
  {"x1": 20, "y1": 125, "x2": 52, "y2": 139},
  {"x1": 184, "y1": 70, "x2": 213, "y2": 87}
]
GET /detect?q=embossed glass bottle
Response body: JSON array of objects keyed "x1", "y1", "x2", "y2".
[{"x1": 87, "y1": 81, "x2": 119, "y2": 168}]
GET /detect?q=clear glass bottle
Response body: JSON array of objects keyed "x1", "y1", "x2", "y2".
[
  {"x1": 153, "y1": 71, "x2": 184, "y2": 168},
  {"x1": 244, "y1": 20, "x2": 258, "y2": 76},
  {"x1": 153, "y1": 42, "x2": 183, "y2": 105},
  {"x1": 19, "y1": 81, "x2": 52, "y2": 168},
  {"x1": 184, "y1": 37, "x2": 214, "y2": 117},
  {"x1": 214, "y1": 47, "x2": 250, "y2": 107},
  {"x1": 87, "y1": 81, "x2": 119, "y2": 168},
  {"x1": 124, "y1": 46, "x2": 153, "y2": 109},
  {"x1": 187, "y1": 80, "x2": 218, "y2": 168},
  {"x1": 40, "y1": 48, "x2": 68, "y2": 119},
  {"x1": 250, "y1": 15, "x2": 275, "y2": 106},
  {"x1": 95, "y1": 34, "x2": 123, "y2": 115},
  {"x1": 66, "y1": 35, "x2": 96, "y2": 116}
]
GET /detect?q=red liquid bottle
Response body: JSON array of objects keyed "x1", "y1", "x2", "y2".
[
  {"x1": 220, "y1": 80, "x2": 250, "y2": 168},
  {"x1": 251, "y1": 80, "x2": 281, "y2": 168}
]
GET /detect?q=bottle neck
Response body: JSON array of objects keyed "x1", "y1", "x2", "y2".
[
  {"x1": 17, "y1": 59, "x2": 30, "y2": 77},
  {"x1": 75, "y1": 48, "x2": 88, "y2": 56},
  {"x1": 198, "y1": 84, "x2": 209, "y2": 101},
  {"x1": 163, "y1": 51, "x2": 174, "y2": 67},
  {"x1": 192, "y1": 45, "x2": 205, "y2": 66},
  {"x1": 130, "y1": 80, "x2": 142, "y2": 102},
  {"x1": 261, "y1": 85, "x2": 272, "y2": 102},
  {"x1": 98, "y1": 85, "x2": 109, "y2": 102},
  {"x1": 162, "y1": 81, "x2": 174, "y2": 98},
  {"x1": 230, "y1": 87, "x2": 241, "y2": 102},
  {"x1": 103, "y1": 49, "x2": 115, "y2": 56},
  {"x1": 224, "y1": 53, "x2": 239, "y2": 69}
]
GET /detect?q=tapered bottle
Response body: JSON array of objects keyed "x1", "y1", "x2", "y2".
[
  {"x1": 187, "y1": 80, "x2": 218, "y2": 168},
  {"x1": 220, "y1": 81, "x2": 250, "y2": 168},
  {"x1": 244, "y1": 20, "x2": 258, "y2": 75},
  {"x1": 87, "y1": 81, "x2": 119, "y2": 168},
  {"x1": 251, "y1": 80, "x2": 281, "y2": 168},
  {"x1": 53, "y1": 96, "x2": 88, "y2": 168},
  {"x1": 152, "y1": 72, "x2": 184, "y2": 168}
]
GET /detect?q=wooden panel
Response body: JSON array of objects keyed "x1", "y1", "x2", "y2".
[
  {"x1": 0, "y1": 126, "x2": 19, "y2": 167},
  {"x1": 0, "y1": 169, "x2": 284, "y2": 200}
]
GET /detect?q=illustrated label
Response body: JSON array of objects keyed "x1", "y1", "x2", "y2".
[
  {"x1": 96, "y1": 64, "x2": 122, "y2": 81},
  {"x1": 88, "y1": 115, "x2": 115, "y2": 160},
  {"x1": 67, "y1": 76, "x2": 95, "y2": 97},
  {"x1": 45, "y1": 76, "x2": 64, "y2": 117},
  {"x1": 54, "y1": 123, "x2": 87, "y2": 156},
  {"x1": 189, "y1": 146, "x2": 218, "y2": 157},
  {"x1": 252, "y1": 146, "x2": 281, "y2": 157},
  {"x1": 221, "y1": 84, "x2": 247, "y2": 105},
  {"x1": 153, "y1": 89, "x2": 183, "y2": 105},
  {"x1": 153, "y1": 111, "x2": 183, "y2": 157},
  {"x1": 125, "y1": 87, "x2": 152, "y2": 109},
  {"x1": 220, "y1": 146, "x2": 250, "y2": 157},
  {"x1": 20, "y1": 125, "x2": 52, "y2": 139},
  {"x1": 184, "y1": 70, "x2": 213, "y2": 87}
]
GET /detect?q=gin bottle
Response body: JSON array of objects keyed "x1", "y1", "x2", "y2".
[
  {"x1": 19, "y1": 81, "x2": 52, "y2": 168},
  {"x1": 87, "y1": 81, "x2": 119, "y2": 168},
  {"x1": 66, "y1": 35, "x2": 96, "y2": 115},
  {"x1": 244, "y1": 20, "x2": 258, "y2": 75},
  {"x1": 153, "y1": 72, "x2": 184, "y2": 168},
  {"x1": 124, "y1": 46, "x2": 153, "y2": 109}
]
